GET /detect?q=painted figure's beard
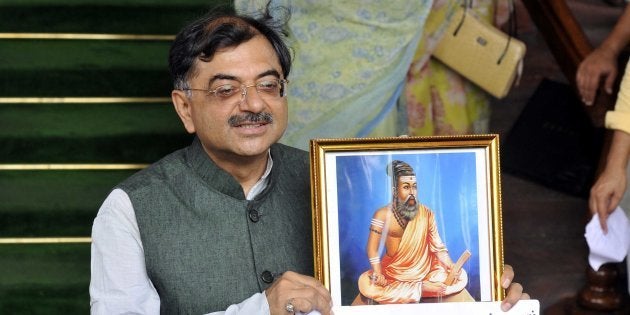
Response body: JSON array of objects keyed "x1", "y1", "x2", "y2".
[{"x1": 395, "y1": 195, "x2": 418, "y2": 221}]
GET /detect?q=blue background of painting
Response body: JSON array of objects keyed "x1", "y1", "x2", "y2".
[{"x1": 334, "y1": 152, "x2": 481, "y2": 304}]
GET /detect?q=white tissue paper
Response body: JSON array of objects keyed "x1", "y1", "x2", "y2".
[{"x1": 584, "y1": 206, "x2": 630, "y2": 271}]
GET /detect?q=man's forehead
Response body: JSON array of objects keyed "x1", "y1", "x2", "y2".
[
  {"x1": 398, "y1": 175, "x2": 416, "y2": 183},
  {"x1": 192, "y1": 36, "x2": 281, "y2": 82}
]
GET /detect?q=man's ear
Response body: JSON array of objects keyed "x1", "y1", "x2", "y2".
[{"x1": 171, "y1": 90, "x2": 196, "y2": 134}]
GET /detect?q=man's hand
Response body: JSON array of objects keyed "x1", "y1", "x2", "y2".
[
  {"x1": 500, "y1": 265, "x2": 530, "y2": 312},
  {"x1": 265, "y1": 271, "x2": 332, "y2": 315},
  {"x1": 576, "y1": 46, "x2": 618, "y2": 106}
]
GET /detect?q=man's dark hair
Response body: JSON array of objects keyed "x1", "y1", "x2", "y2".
[
  {"x1": 168, "y1": 4, "x2": 292, "y2": 90},
  {"x1": 388, "y1": 160, "x2": 416, "y2": 194},
  {"x1": 388, "y1": 160, "x2": 415, "y2": 181}
]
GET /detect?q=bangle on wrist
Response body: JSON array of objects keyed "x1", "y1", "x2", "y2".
[{"x1": 369, "y1": 256, "x2": 380, "y2": 265}]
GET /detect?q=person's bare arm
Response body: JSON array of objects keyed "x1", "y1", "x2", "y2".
[
  {"x1": 589, "y1": 130, "x2": 630, "y2": 232},
  {"x1": 576, "y1": 5, "x2": 630, "y2": 105},
  {"x1": 365, "y1": 210, "x2": 387, "y2": 286}
]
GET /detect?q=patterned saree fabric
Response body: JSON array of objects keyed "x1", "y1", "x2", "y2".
[
  {"x1": 235, "y1": 1, "x2": 510, "y2": 148},
  {"x1": 235, "y1": 0, "x2": 432, "y2": 150}
]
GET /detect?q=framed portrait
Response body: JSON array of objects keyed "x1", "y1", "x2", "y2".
[{"x1": 310, "y1": 135, "x2": 504, "y2": 312}]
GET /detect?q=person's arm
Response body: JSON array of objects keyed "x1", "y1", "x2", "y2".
[
  {"x1": 421, "y1": 250, "x2": 449, "y2": 296},
  {"x1": 588, "y1": 57, "x2": 630, "y2": 233},
  {"x1": 576, "y1": 5, "x2": 630, "y2": 105},
  {"x1": 365, "y1": 210, "x2": 387, "y2": 286},
  {"x1": 421, "y1": 212, "x2": 451, "y2": 296},
  {"x1": 90, "y1": 189, "x2": 160, "y2": 314},
  {"x1": 427, "y1": 211, "x2": 454, "y2": 271},
  {"x1": 589, "y1": 130, "x2": 630, "y2": 232},
  {"x1": 90, "y1": 189, "x2": 274, "y2": 315}
]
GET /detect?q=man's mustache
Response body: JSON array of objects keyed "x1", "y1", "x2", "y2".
[{"x1": 228, "y1": 112, "x2": 273, "y2": 127}]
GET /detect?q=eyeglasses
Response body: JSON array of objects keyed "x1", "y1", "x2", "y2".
[{"x1": 182, "y1": 79, "x2": 289, "y2": 105}]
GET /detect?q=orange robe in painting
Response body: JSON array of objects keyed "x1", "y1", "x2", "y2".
[{"x1": 358, "y1": 204, "x2": 466, "y2": 304}]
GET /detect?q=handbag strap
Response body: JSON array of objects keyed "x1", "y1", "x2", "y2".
[
  {"x1": 455, "y1": 0, "x2": 518, "y2": 65},
  {"x1": 498, "y1": 0, "x2": 518, "y2": 64}
]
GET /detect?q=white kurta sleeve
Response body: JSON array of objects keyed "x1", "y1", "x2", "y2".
[
  {"x1": 90, "y1": 188, "x2": 160, "y2": 314},
  {"x1": 90, "y1": 189, "x2": 273, "y2": 315}
]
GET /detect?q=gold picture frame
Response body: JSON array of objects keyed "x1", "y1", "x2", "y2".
[{"x1": 310, "y1": 135, "x2": 504, "y2": 312}]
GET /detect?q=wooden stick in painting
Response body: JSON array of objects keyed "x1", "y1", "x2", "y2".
[{"x1": 445, "y1": 249, "x2": 472, "y2": 286}]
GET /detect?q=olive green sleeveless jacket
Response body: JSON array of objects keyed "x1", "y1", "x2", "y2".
[{"x1": 118, "y1": 138, "x2": 313, "y2": 314}]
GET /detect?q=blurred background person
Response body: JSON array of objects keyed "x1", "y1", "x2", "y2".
[
  {"x1": 236, "y1": 0, "x2": 511, "y2": 150},
  {"x1": 576, "y1": 3, "x2": 630, "y2": 231}
]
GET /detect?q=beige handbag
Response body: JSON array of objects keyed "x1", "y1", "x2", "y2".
[{"x1": 432, "y1": 3, "x2": 526, "y2": 99}]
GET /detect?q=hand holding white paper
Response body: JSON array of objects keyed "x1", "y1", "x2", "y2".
[{"x1": 584, "y1": 206, "x2": 630, "y2": 271}]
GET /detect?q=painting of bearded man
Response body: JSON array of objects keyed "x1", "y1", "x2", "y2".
[{"x1": 352, "y1": 160, "x2": 473, "y2": 305}]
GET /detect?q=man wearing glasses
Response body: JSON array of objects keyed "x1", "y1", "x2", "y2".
[{"x1": 89, "y1": 6, "x2": 527, "y2": 315}]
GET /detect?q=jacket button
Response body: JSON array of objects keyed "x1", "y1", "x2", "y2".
[
  {"x1": 248, "y1": 209, "x2": 260, "y2": 222},
  {"x1": 261, "y1": 270, "x2": 274, "y2": 283}
]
